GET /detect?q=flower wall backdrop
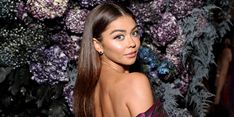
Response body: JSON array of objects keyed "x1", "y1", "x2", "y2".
[{"x1": 0, "y1": 0, "x2": 232, "y2": 116}]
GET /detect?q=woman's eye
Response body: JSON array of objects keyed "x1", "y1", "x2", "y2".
[
  {"x1": 114, "y1": 35, "x2": 124, "y2": 40},
  {"x1": 132, "y1": 30, "x2": 140, "y2": 37}
]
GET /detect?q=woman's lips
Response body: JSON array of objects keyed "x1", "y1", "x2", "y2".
[{"x1": 125, "y1": 51, "x2": 137, "y2": 58}]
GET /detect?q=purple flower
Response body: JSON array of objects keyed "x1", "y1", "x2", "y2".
[
  {"x1": 149, "y1": 12, "x2": 179, "y2": 47},
  {"x1": 169, "y1": 0, "x2": 203, "y2": 19},
  {"x1": 171, "y1": 70, "x2": 191, "y2": 95},
  {"x1": 165, "y1": 33, "x2": 185, "y2": 74},
  {"x1": 16, "y1": 1, "x2": 28, "y2": 21},
  {"x1": 149, "y1": 0, "x2": 166, "y2": 15},
  {"x1": 29, "y1": 45, "x2": 69, "y2": 84},
  {"x1": 63, "y1": 63, "x2": 77, "y2": 112},
  {"x1": 65, "y1": 7, "x2": 89, "y2": 34},
  {"x1": 77, "y1": 0, "x2": 106, "y2": 8},
  {"x1": 51, "y1": 32, "x2": 81, "y2": 60},
  {"x1": 129, "y1": 1, "x2": 162, "y2": 23},
  {"x1": 64, "y1": 85, "x2": 74, "y2": 112},
  {"x1": 26, "y1": 0, "x2": 68, "y2": 20}
]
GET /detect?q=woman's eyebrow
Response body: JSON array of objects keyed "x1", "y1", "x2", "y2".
[
  {"x1": 110, "y1": 29, "x2": 126, "y2": 35},
  {"x1": 131, "y1": 25, "x2": 139, "y2": 31},
  {"x1": 109, "y1": 25, "x2": 139, "y2": 35}
]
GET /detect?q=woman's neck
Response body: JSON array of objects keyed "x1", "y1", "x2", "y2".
[{"x1": 101, "y1": 60, "x2": 129, "y2": 74}]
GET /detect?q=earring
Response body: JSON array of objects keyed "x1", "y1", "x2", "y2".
[{"x1": 98, "y1": 51, "x2": 103, "y2": 55}]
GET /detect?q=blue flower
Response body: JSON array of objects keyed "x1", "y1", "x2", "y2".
[{"x1": 158, "y1": 64, "x2": 169, "y2": 75}]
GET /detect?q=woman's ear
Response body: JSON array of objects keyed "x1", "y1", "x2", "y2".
[{"x1": 93, "y1": 38, "x2": 103, "y2": 53}]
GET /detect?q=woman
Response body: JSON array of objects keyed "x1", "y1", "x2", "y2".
[
  {"x1": 73, "y1": 3, "x2": 162, "y2": 117},
  {"x1": 215, "y1": 37, "x2": 234, "y2": 117}
]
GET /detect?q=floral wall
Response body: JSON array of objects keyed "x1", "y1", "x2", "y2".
[{"x1": 0, "y1": 0, "x2": 232, "y2": 116}]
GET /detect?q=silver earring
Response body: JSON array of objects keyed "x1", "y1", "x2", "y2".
[{"x1": 98, "y1": 51, "x2": 103, "y2": 55}]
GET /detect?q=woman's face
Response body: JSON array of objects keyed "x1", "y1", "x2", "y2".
[{"x1": 97, "y1": 15, "x2": 141, "y2": 66}]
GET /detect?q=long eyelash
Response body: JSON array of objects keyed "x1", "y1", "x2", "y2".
[{"x1": 114, "y1": 35, "x2": 124, "y2": 40}]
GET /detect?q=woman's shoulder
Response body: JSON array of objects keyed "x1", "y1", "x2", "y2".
[
  {"x1": 124, "y1": 72, "x2": 152, "y2": 93},
  {"x1": 122, "y1": 72, "x2": 154, "y2": 116},
  {"x1": 111, "y1": 72, "x2": 150, "y2": 92},
  {"x1": 116, "y1": 72, "x2": 151, "y2": 91},
  {"x1": 112, "y1": 72, "x2": 150, "y2": 93},
  {"x1": 119, "y1": 72, "x2": 150, "y2": 88},
  {"x1": 114, "y1": 72, "x2": 149, "y2": 85}
]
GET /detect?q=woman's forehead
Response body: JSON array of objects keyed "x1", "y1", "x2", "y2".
[{"x1": 104, "y1": 15, "x2": 136, "y2": 32}]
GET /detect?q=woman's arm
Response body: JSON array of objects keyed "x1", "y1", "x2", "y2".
[{"x1": 215, "y1": 47, "x2": 232, "y2": 104}]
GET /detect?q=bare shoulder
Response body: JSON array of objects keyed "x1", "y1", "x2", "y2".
[
  {"x1": 124, "y1": 72, "x2": 154, "y2": 116},
  {"x1": 115, "y1": 72, "x2": 151, "y2": 93},
  {"x1": 124, "y1": 72, "x2": 152, "y2": 93},
  {"x1": 128, "y1": 72, "x2": 149, "y2": 83}
]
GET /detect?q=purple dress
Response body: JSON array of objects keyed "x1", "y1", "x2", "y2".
[{"x1": 136, "y1": 100, "x2": 167, "y2": 117}]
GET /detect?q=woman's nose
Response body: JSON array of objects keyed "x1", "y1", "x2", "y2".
[{"x1": 128, "y1": 36, "x2": 136, "y2": 48}]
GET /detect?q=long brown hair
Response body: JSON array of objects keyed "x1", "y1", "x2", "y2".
[{"x1": 73, "y1": 3, "x2": 135, "y2": 117}]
